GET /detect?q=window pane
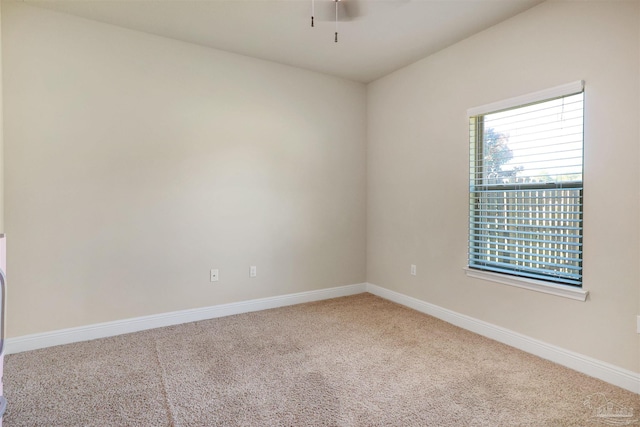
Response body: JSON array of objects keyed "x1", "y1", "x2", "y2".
[
  {"x1": 480, "y1": 93, "x2": 583, "y2": 185},
  {"x1": 469, "y1": 91, "x2": 584, "y2": 287}
]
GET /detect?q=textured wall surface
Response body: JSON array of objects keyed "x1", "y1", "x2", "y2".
[
  {"x1": 367, "y1": 1, "x2": 640, "y2": 372},
  {"x1": 3, "y1": 2, "x2": 366, "y2": 336}
]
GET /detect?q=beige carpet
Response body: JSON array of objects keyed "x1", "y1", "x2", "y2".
[{"x1": 3, "y1": 293, "x2": 639, "y2": 426}]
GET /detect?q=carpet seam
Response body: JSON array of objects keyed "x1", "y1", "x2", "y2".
[{"x1": 153, "y1": 336, "x2": 179, "y2": 427}]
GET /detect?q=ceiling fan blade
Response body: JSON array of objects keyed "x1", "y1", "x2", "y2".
[
  {"x1": 341, "y1": 0, "x2": 362, "y2": 20},
  {"x1": 314, "y1": 0, "x2": 354, "y2": 22},
  {"x1": 311, "y1": 0, "x2": 408, "y2": 22}
]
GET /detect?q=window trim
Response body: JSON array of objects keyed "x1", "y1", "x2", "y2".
[
  {"x1": 467, "y1": 81, "x2": 586, "y2": 295},
  {"x1": 467, "y1": 80, "x2": 584, "y2": 117},
  {"x1": 464, "y1": 267, "x2": 588, "y2": 302}
]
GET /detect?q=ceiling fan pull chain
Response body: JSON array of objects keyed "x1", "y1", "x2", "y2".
[
  {"x1": 311, "y1": 0, "x2": 315, "y2": 27},
  {"x1": 335, "y1": 0, "x2": 339, "y2": 42}
]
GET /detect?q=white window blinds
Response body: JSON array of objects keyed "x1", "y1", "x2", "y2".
[{"x1": 468, "y1": 82, "x2": 584, "y2": 286}]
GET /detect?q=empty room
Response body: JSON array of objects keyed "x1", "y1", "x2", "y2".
[{"x1": 0, "y1": 0, "x2": 638, "y2": 425}]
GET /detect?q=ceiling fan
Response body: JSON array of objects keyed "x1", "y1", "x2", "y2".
[
  {"x1": 310, "y1": 0, "x2": 405, "y2": 43},
  {"x1": 312, "y1": 0, "x2": 362, "y2": 26},
  {"x1": 311, "y1": 0, "x2": 356, "y2": 43}
]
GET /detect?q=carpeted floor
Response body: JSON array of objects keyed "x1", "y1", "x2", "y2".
[{"x1": 3, "y1": 293, "x2": 639, "y2": 426}]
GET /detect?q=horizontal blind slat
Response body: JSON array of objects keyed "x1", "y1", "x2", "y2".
[
  {"x1": 468, "y1": 249, "x2": 583, "y2": 268},
  {"x1": 469, "y1": 239, "x2": 582, "y2": 253},
  {"x1": 469, "y1": 227, "x2": 583, "y2": 240}
]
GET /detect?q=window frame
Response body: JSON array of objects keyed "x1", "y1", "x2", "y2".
[{"x1": 466, "y1": 81, "x2": 588, "y2": 301}]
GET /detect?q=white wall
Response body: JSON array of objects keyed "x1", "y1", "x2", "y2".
[
  {"x1": 367, "y1": 0, "x2": 640, "y2": 373},
  {"x1": 2, "y1": 2, "x2": 366, "y2": 337}
]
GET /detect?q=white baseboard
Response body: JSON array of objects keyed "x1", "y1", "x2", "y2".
[
  {"x1": 6, "y1": 281, "x2": 638, "y2": 395},
  {"x1": 365, "y1": 283, "x2": 640, "y2": 394},
  {"x1": 5, "y1": 283, "x2": 367, "y2": 355}
]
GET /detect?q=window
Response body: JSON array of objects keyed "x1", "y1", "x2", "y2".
[{"x1": 468, "y1": 82, "x2": 584, "y2": 287}]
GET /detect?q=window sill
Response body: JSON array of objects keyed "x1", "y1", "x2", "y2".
[{"x1": 464, "y1": 267, "x2": 589, "y2": 302}]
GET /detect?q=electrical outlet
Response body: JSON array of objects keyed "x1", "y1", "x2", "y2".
[
  {"x1": 210, "y1": 269, "x2": 219, "y2": 282},
  {"x1": 637, "y1": 315, "x2": 640, "y2": 334},
  {"x1": 410, "y1": 264, "x2": 417, "y2": 276},
  {"x1": 250, "y1": 266, "x2": 257, "y2": 278}
]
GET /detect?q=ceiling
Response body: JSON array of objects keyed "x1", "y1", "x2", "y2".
[{"x1": 24, "y1": 0, "x2": 545, "y2": 83}]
